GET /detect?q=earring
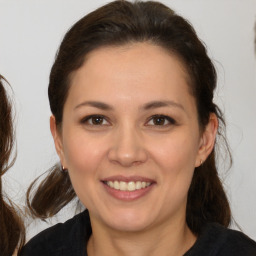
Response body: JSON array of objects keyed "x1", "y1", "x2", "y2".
[
  {"x1": 200, "y1": 159, "x2": 203, "y2": 166},
  {"x1": 62, "y1": 165, "x2": 67, "y2": 172}
]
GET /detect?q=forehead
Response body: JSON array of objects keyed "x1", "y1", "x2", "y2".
[
  {"x1": 66, "y1": 42, "x2": 195, "y2": 110},
  {"x1": 83, "y1": 42, "x2": 190, "y2": 82}
]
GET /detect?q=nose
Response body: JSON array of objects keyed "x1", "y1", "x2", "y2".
[{"x1": 107, "y1": 124, "x2": 148, "y2": 167}]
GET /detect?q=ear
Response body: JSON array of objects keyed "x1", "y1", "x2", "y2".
[
  {"x1": 195, "y1": 113, "x2": 218, "y2": 167},
  {"x1": 50, "y1": 115, "x2": 67, "y2": 168}
]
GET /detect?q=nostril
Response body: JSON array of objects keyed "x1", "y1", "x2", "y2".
[
  {"x1": 107, "y1": 147, "x2": 148, "y2": 167},
  {"x1": 107, "y1": 131, "x2": 148, "y2": 166}
]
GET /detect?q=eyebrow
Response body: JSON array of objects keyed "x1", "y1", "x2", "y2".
[
  {"x1": 141, "y1": 100, "x2": 185, "y2": 111},
  {"x1": 74, "y1": 101, "x2": 113, "y2": 110},
  {"x1": 74, "y1": 100, "x2": 184, "y2": 111}
]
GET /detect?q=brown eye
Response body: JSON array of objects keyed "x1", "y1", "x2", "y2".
[
  {"x1": 147, "y1": 115, "x2": 176, "y2": 126},
  {"x1": 152, "y1": 116, "x2": 166, "y2": 125},
  {"x1": 81, "y1": 115, "x2": 109, "y2": 126},
  {"x1": 91, "y1": 116, "x2": 104, "y2": 125}
]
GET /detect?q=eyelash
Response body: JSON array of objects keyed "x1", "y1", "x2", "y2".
[
  {"x1": 146, "y1": 115, "x2": 176, "y2": 127},
  {"x1": 80, "y1": 115, "x2": 110, "y2": 126},
  {"x1": 80, "y1": 114, "x2": 176, "y2": 127}
]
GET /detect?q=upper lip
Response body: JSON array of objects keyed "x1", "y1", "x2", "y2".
[{"x1": 102, "y1": 175, "x2": 155, "y2": 183}]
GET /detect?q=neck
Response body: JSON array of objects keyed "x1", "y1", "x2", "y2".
[{"x1": 87, "y1": 215, "x2": 196, "y2": 256}]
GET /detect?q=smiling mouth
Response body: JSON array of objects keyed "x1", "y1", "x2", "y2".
[{"x1": 104, "y1": 180, "x2": 152, "y2": 192}]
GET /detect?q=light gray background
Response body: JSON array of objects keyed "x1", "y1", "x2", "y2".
[{"x1": 0, "y1": 0, "x2": 256, "y2": 241}]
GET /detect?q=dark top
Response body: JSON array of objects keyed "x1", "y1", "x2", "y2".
[{"x1": 20, "y1": 210, "x2": 256, "y2": 256}]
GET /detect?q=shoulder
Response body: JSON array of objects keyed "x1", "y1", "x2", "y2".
[
  {"x1": 185, "y1": 223, "x2": 256, "y2": 256},
  {"x1": 19, "y1": 210, "x2": 91, "y2": 256}
]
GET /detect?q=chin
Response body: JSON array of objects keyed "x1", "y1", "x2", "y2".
[
  {"x1": 103, "y1": 209, "x2": 155, "y2": 232},
  {"x1": 108, "y1": 219, "x2": 150, "y2": 233}
]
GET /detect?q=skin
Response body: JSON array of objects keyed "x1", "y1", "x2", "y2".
[{"x1": 51, "y1": 42, "x2": 218, "y2": 256}]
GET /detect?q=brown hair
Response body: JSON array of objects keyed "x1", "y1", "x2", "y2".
[
  {"x1": 27, "y1": 0, "x2": 231, "y2": 234},
  {"x1": 0, "y1": 75, "x2": 25, "y2": 255}
]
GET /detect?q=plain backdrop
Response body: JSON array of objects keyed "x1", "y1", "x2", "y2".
[{"x1": 0, "y1": 0, "x2": 256, "y2": 241}]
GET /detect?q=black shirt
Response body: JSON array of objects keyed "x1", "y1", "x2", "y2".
[{"x1": 20, "y1": 210, "x2": 256, "y2": 256}]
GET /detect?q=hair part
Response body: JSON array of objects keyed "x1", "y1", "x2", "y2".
[{"x1": 27, "y1": 0, "x2": 231, "y2": 234}]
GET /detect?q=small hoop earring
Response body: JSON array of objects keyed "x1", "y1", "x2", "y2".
[{"x1": 200, "y1": 159, "x2": 203, "y2": 166}]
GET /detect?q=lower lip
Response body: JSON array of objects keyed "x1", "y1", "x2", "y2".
[{"x1": 102, "y1": 182, "x2": 155, "y2": 201}]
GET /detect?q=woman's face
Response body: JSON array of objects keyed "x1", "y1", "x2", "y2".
[{"x1": 52, "y1": 43, "x2": 216, "y2": 232}]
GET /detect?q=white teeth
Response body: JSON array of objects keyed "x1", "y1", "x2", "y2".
[
  {"x1": 120, "y1": 181, "x2": 127, "y2": 191},
  {"x1": 135, "y1": 181, "x2": 142, "y2": 189},
  {"x1": 127, "y1": 181, "x2": 135, "y2": 191},
  {"x1": 106, "y1": 180, "x2": 151, "y2": 191},
  {"x1": 113, "y1": 181, "x2": 120, "y2": 190}
]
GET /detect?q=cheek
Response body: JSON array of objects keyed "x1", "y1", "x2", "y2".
[
  {"x1": 62, "y1": 130, "x2": 106, "y2": 177},
  {"x1": 150, "y1": 131, "x2": 199, "y2": 170},
  {"x1": 149, "y1": 130, "x2": 199, "y2": 194},
  {"x1": 62, "y1": 133, "x2": 108, "y2": 206}
]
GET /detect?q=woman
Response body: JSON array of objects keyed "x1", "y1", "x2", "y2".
[
  {"x1": 0, "y1": 75, "x2": 25, "y2": 256},
  {"x1": 21, "y1": 1, "x2": 256, "y2": 255}
]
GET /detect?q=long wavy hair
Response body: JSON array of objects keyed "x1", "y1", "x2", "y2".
[
  {"x1": 27, "y1": 0, "x2": 231, "y2": 235},
  {"x1": 0, "y1": 75, "x2": 25, "y2": 255}
]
